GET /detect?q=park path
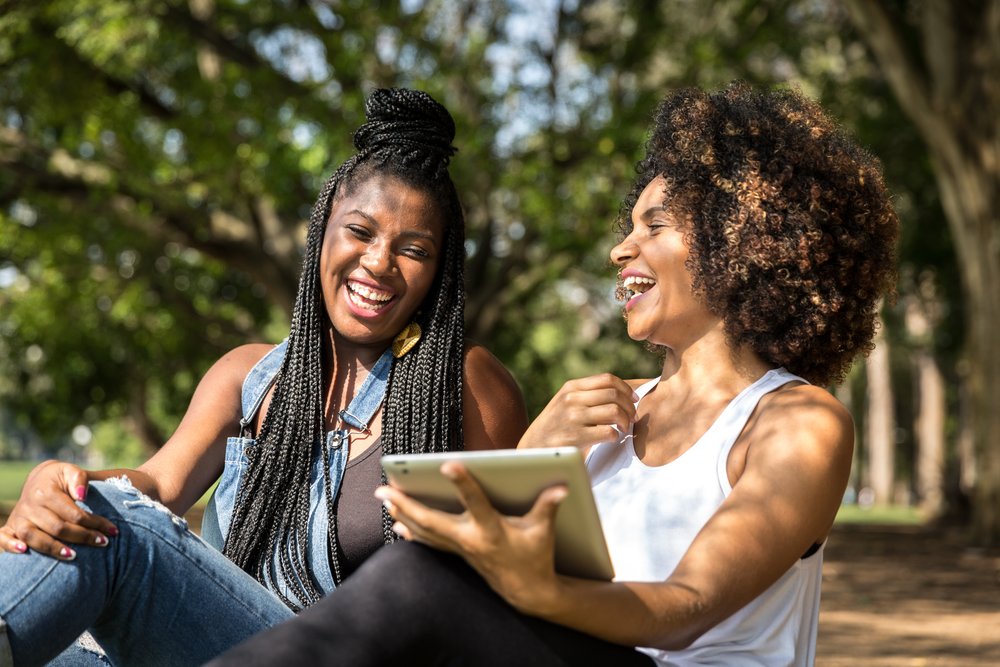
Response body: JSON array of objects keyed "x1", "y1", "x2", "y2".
[{"x1": 817, "y1": 523, "x2": 1000, "y2": 666}]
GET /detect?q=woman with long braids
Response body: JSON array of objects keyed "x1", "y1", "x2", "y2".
[
  {"x1": 0, "y1": 88, "x2": 527, "y2": 665},
  {"x1": 208, "y1": 82, "x2": 898, "y2": 666}
]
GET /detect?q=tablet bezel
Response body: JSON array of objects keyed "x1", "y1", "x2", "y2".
[{"x1": 380, "y1": 447, "x2": 614, "y2": 581}]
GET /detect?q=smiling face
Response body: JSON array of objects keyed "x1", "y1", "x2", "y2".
[
  {"x1": 319, "y1": 174, "x2": 444, "y2": 350},
  {"x1": 610, "y1": 175, "x2": 718, "y2": 348}
]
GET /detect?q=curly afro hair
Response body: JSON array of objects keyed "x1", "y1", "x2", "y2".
[{"x1": 617, "y1": 82, "x2": 898, "y2": 386}]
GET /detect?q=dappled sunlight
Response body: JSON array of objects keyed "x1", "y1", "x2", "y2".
[{"x1": 817, "y1": 525, "x2": 1000, "y2": 665}]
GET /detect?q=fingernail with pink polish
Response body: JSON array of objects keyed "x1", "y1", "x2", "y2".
[
  {"x1": 94, "y1": 534, "x2": 108, "y2": 547},
  {"x1": 107, "y1": 526, "x2": 119, "y2": 537},
  {"x1": 75, "y1": 485, "x2": 87, "y2": 501},
  {"x1": 60, "y1": 547, "x2": 77, "y2": 560},
  {"x1": 13, "y1": 541, "x2": 27, "y2": 553}
]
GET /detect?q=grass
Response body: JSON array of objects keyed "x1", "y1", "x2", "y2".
[
  {"x1": 834, "y1": 503, "x2": 923, "y2": 525},
  {"x1": 0, "y1": 461, "x2": 36, "y2": 502},
  {"x1": 0, "y1": 460, "x2": 217, "y2": 507}
]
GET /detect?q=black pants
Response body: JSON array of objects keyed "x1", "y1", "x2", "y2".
[{"x1": 206, "y1": 541, "x2": 655, "y2": 666}]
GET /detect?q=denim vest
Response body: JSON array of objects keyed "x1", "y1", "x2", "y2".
[{"x1": 201, "y1": 340, "x2": 393, "y2": 602}]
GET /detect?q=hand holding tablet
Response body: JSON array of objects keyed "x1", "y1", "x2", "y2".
[{"x1": 381, "y1": 447, "x2": 614, "y2": 580}]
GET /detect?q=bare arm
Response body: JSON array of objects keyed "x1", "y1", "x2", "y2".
[
  {"x1": 515, "y1": 385, "x2": 853, "y2": 648},
  {"x1": 137, "y1": 344, "x2": 273, "y2": 511},
  {"x1": 461, "y1": 343, "x2": 528, "y2": 451},
  {"x1": 0, "y1": 343, "x2": 271, "y2": 558},
  {"x1": 383, "y1": 384, "x2": 853, "y2": 650}
]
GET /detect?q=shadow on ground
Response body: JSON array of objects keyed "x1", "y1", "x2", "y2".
[{"x1": 818, "y1": 523, "x2": 1000, "y2": 666}]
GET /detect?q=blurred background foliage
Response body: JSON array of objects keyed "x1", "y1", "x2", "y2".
[{"x1": 1, "y1": 0, "x2": 997, "y2": 542}]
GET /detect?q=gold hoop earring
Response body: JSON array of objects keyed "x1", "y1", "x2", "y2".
[{"x1": 392, "y1": 321, "x2": 422, "y2": 358}]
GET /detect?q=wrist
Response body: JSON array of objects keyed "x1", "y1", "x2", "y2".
[{"x1": 509, "y1": 573, "x2": 570, "y2": 619}]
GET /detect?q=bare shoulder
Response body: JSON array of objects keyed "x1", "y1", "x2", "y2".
[
  {"x1": 464, "y1": 343, "x2": 521, "y2": 394},
  {"x1": 462, "y1": 342, "x2": 528, "y2": 450},
  {"x1": 197, "y1": 343, "x2": 277, "y2": 400},
  {"x1": 748, "y1": 382, "x2": 854, "y2": 466},
  {"x1": 217, "y1": 342, "x2": 276, "y2": 373},
  {"x1": 760, "y1": 382, "x2": 852, "y2": 435}
]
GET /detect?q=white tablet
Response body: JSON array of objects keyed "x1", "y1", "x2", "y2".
[{"x1": 381, "y1": 447, "x2": 614, "y2": 580}]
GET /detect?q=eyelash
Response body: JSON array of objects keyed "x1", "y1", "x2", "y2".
[
  {"x1": 347, "y1": 225, "x2": 430, "y2": 259},
  {"x1": 347, "y1": 224, "x2": 373, "y2": 241},
  {"x1": 403, "y1": 247, "x2": 429, "y2": 259}
]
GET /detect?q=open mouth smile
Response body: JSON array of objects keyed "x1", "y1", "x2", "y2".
[
  {"x1": 623, "y1": 275, "x2": 656, "y2": 296},
  {"x1": 346, "y1": 279, "x2": 396, "y2": 313},
  {"x1": 621, "y1": 275, "x2": 656, "y2": 310}
]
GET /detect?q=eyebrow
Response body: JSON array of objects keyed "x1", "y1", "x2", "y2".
[
  {"x1": 346, "y1": 209, "x2": 439, "y2": 246},
  {"x1": 638, "y1": 205, "x2": 669, "y2": 221}
]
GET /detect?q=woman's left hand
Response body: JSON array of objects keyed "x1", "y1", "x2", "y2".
[{"x1": 375, "y1": 461, "x2": 567, "y2": 614}]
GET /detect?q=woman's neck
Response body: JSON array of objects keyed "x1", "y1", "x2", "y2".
[
  {"x1": 655, "y1": 327, "x2": 773, "y2": 403},
  {"x1": 321, "y1": 325, "x2": 391, "y2": 425},
  {"x1": 631, "y1": 328, "x2": 774, "y2": 466},
  {"x1": 323, "y1": 325, "x2": 389, "y2": 377}
]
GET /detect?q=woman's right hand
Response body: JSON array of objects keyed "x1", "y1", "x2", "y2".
[
  {"x1": 0, "y1": 460, "x2": 118, "y2": 560},
  {"x1": 517, "y1": 373, "x2": 638, "y2": 450}
]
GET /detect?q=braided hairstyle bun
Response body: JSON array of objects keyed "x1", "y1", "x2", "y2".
[
  {"x1": 353, "y1": 88, "x2": 457, "y2": 172},
  {"x1": 223, "y1": 88, "x2": 467, "y2": 610}
]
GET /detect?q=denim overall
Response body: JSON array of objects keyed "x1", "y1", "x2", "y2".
[
  {"x1": 0, "y1": 342, "x2": 397, "y2": 665},
  {"x1": 201, "y1": 339, "x2": 394, "y2": 603}
]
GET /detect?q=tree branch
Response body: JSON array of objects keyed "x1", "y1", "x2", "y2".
[
  {"x1": 32, "y1": 17, "x2": 180, "y2": 120},
  {"x1": 0, "y1": 127, "x2": 300, "y2": 313},
  {"x1": 842, "y1": 1, "x2": 933, "y2": 121},
  {"x1": 160, "y1": 2, "x2": 335, "y2": 118}
]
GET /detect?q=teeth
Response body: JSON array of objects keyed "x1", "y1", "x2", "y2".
[
  {"x1": 347, "y1": 281, "x2": 394, "y2": 310},
  {"x1": 623, "y1": 276, "x2": 656, "y2": 294}
]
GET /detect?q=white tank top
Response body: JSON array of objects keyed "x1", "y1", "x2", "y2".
[{"x1": 587, "y1": 368, "x2": 822, "y2": 666}]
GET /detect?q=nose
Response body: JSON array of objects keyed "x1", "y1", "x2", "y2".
[
  {"x1": 360, "y1": 241, "x2": 394, "y2": 276},
  {"x1": 610, "y1": 233, "x2": 637, "y2": 266}
]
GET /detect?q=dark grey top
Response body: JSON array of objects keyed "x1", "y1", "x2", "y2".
[{"x1": 334, "y1": 438, "x2": 386, "y2": 578}]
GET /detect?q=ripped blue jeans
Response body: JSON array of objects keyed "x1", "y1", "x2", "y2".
[{"x1": 0, "y1": 477, "x2": 294, "y2": 666}]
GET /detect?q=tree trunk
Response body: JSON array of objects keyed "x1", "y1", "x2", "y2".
[
  {"x1": 844, "y1": 0, "x2": 1000, "y2": 543},
  {"x1": 905, "y1": 285, "x2": 946, "y2": 516},
  {"x1": 834, "y1": 380, "x2": 860, "y2": 504},
  {"x1": 963, "y1": 247, "x2": 1000, "y2": 545},
  {"x1": 913, "y1": 351, "x2": 945, "y2": 515},
  {"x1": 930, "y1": 133, "x2": 1000, "y2": 543},
  {"x1": 127, "y1": 380, "x2": 166, "y2": 454},
  {"x1": 865, "y1": 323, "x2": 895, "y2": 505},
  {"x1": 957, "y1": 378, "x2": 977, "y2": 498}
]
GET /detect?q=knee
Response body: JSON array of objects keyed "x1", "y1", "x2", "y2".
[
  {"x1": 352, "y1": 542, "x2": 460, "y2": 594},
  {"x1": 83, "y1": 478, "x2": 192, "y2": 536},
  {"x1": 344, "y1": 541, "x2": 478, "y2": 614}
]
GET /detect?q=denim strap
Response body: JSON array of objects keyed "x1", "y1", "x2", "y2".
[
  {"x1": 337, "y1": 348, "x2": 394, "y2": 431},
  {"x1": 238, "y1": 339, "x2": 288, "y2": 434}
]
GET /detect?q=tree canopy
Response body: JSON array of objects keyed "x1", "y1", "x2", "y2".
[{"x1": 2, "y1": 0, "x2": 995, "y2": 540}]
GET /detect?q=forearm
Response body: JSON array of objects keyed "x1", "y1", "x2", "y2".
[
  {"x1": 88, "y1": 468, "x2": 160, "y2": 501},
  {"x1": 523, "y1": 576, "x2": 712, "y2": 652}
]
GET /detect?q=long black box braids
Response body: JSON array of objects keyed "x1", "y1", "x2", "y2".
[{"x1": 223, "y1": 89, "x2": 467, "y2": 610}]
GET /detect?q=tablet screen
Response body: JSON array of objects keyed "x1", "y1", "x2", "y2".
[{"x1": 381, "y1": 447, "x2": 614, "y2": 580}]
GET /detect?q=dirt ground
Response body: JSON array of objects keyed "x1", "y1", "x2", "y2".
[
  {"x1": 817, "y1": 523, "x2": 1000, "y2": 666},
  {"x1": 3, "y1": 503, "x2": 998, "y2": 664}
]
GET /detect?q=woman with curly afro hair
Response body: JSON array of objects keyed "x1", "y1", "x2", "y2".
[{"x1": 208, "y1": 82, "x2": 898, "y2": 666}]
